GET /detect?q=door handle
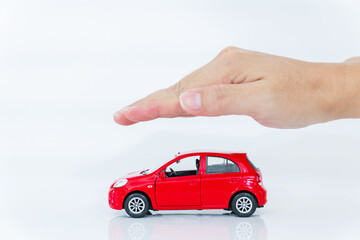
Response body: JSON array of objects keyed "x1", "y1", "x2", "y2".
[{"x1": 189, "y1": 181, "x2": 198, "y2": 185}]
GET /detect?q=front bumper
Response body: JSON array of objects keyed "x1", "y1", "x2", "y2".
[{"x1": 108, "y1": 188, "x2": 127, "y2": 210}]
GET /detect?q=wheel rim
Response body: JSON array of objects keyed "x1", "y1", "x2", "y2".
[
  {"x1": 236, "y1": 222, "x2": 253, "y2": 240},
  {"x1": 128, "y1": 223, "x2": 146, "y2": 240},
  {"x1": 128, "y1": 197, "x2": 145, "y2": 214},
  {"x1": 236, "y1": 197, "x2": 253, "y2": 214}
]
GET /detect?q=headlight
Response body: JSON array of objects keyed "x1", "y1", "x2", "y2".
[{"x1": 113, "y1": 179, "x2": 128, "y2": 188}]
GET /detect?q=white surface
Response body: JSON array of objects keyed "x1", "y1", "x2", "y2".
[{"x1": 1, "y1": 1, "x2": 360, "y2": 239}]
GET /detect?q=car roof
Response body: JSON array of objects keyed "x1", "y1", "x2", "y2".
[{"x1": 175, "y1": 150, "x2": 246, "y2": 157}]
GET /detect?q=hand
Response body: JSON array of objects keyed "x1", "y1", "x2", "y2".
[{"x1": 114, "y1": 47, "x2": 360, "y2": 129}]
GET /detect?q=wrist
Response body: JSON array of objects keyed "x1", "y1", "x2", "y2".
[{"x1": 326, "y1": 62, "x2": 360, "y2": 121}]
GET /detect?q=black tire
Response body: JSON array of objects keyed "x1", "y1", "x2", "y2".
[
  {"x1": 231, "y1": 192, "x2": 257, "y2": 217},
  {"x1": 124, "y1": 193, "x2": 150, "y2": 218}
]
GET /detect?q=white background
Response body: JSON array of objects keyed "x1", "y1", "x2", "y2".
[{"x1": 1, "y1": 0, "x2": 360, "y2": 239}]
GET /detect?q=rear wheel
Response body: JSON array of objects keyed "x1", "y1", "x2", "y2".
[
  {"x1": 124, "y1": 193, "x2": 149, "y2": 218},
  {"x1": 231, "y1": 192, "x2": 257, "y2": 217}
]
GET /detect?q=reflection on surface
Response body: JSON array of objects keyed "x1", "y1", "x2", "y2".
[{"x1": 109, "y1": 211, "x2": 267, "y2": 240}]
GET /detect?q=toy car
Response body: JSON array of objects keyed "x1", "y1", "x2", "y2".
[{"x1": 108, "y1": 151, "x2": 267, "y2": 218}]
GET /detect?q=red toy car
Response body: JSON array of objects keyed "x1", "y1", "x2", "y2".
[{"x1": 109, "y1": 151, "x2": 267, "y2": 218}]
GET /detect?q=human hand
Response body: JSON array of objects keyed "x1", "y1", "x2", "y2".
[{"x1": 114, "y1": 47, "x2": 360, "y2": 128}]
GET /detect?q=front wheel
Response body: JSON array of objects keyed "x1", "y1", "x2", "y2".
[
  {"x1": 231, "y1": 193, "x2": 257, "y2": 217},
  {"x1": 124, "y1": 193, "x2": 150, "y2": 218}
]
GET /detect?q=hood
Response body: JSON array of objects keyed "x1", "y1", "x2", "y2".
[
  {"x1": 113, "y1": 169, "x2": 149, "y2": 182},
  {"x1": 111, "y1": 169, "x2": 153, "y2": 188},
  {"x1": 124, "y1": 170, "x2": 148, "y2": 178}
]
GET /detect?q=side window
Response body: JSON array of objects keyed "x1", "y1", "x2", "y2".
[
  {"x1": 165, "y1": 155, "x2": 200, "y2": 178},
  {"x1": 206, "y1": 156, "x2": 240, "y2": 174}
]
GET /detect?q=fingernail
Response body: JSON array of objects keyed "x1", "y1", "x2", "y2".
[
  {"x1": 114, "y1": 106, "x2": 136, "y2": 117},
  {"x1": 121, "y1": 105, "x2": 136, "y2": 112},
  {"x1": 113, "y1": 111, "x2": 121, "y2": 118},
  {"x1": 180, "y1": 91, "x2": 201, "y2": 111}
]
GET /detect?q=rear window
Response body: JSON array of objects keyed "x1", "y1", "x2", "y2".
[
  {"x1": 247, "y1": 156, "x2": 259, "y2": 170},
  {"x1": 206, "y1": 156, "x2": 240, "y2": 174}
]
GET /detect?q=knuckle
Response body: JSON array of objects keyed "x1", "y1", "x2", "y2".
[
  {"x1": 345, "y1": 56, "x2": 360, "y2": 63},
  {"x1": 218, "y1": 48, "x2": 249, "y2": 69},
  {"x1": 218, "y1": 46, "x2": 238, "y2": 56},
  {"x1": 217, "y1": 52, "x2": 244, "y2": 83},
  {"x1": 218, "y1": 46, "x2": 249, "y2": 59},
  {"x1": 220, "y1": 48, "x2": 239, "y2": 61}
]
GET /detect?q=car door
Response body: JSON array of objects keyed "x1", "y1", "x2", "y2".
[
  {"x1": 201, "y1": 155, "x2": 241, "y2": 207},
  {"x1": 155, "y1": 155, "x2": 201, "y2": 206}
]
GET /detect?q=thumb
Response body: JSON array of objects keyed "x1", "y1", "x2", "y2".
[{"x1": 179, "y1": 83, "x2": 261, "y2": 117}]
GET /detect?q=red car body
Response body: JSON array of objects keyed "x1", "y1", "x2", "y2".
[{"x1": 109, "y1": 152, "x2": 267, "y2": 215}]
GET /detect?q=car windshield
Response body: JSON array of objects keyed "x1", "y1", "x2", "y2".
[{"x1": 140, "y1": 152, "x2": 193, "y2": 175}]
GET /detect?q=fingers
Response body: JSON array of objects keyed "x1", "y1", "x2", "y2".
[
  {"x1": 113, "y1": 88, "x2": 186, "y2": 125},
  {"x1": 113, "y1": 107, "x2": 137, "y2": 126},
  {"x1": 179, "y1": 82, "x2": 265, "y2": 117},
  {"x1": 113, "y1": 67, "x2": 205, "y2": 125},
  {"x1": 113, "y1": 54, "x2": 222, "y2": 125},
  {"x1": 113, "y1": 46, "x2": 263, "y2": 125}
]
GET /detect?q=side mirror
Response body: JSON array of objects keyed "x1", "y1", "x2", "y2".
[{"x1": 159, "y1": 171, "x2": 166, "y2": 180}]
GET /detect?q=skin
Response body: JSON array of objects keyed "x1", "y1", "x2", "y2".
[{"x1": 113, "y1": 47, "x2": 360, "y2": 129}]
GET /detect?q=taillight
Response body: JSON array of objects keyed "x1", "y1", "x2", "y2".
[{"x1": 256, "y1": 173, "x2": 263, "y2": 185}]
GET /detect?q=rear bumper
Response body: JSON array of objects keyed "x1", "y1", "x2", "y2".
[
  {"x1": 256, "y1": 186, "x2": 267, "y2": 207},
  {"x1": 109, "y1": 188, "x2": 127, "y2": 210}
]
